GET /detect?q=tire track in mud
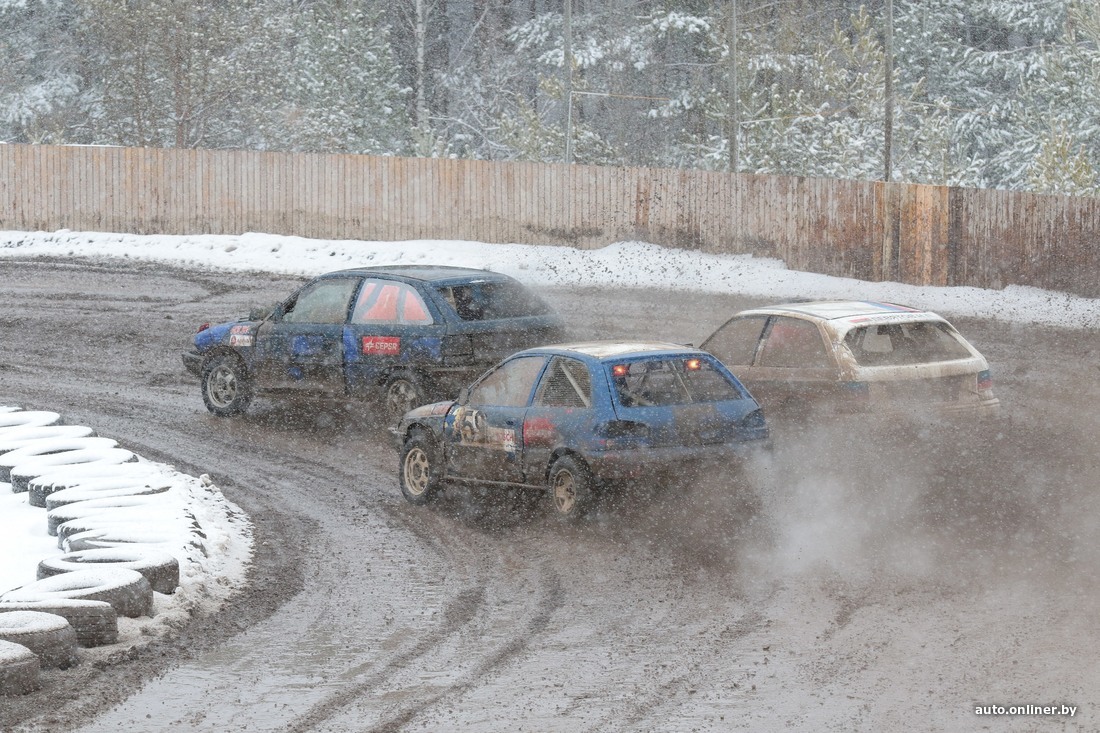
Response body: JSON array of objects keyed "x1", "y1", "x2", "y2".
[
  {"x1": 282, "y1": 503, "x2": 566, "y2": 733},
  {"x1": 582, "y1": 609, "x2": 768, "y2": 733}
]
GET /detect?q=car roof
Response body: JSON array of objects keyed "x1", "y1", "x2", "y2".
[
  {"x1": 525, "y1": 341, "x2": 703, "y2": 361},
  {"x1": 741, "y1": 299, "x2": 949, "y2": 322},
  {"x1": 324, "y1": 265, "x2": 515, "y2": 284}
]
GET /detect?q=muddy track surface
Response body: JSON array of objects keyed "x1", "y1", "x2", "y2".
[{"x1": 1, "y1": 257, "x2": 1098, "y2": 732}]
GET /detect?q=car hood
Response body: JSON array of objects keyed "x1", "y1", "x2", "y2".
[
  {"x1": 194, "y1": 318, "x2": 259, "y2": 350},
  {"x1": 401, "y1": 400, "x2": 455, "y2": 422}
]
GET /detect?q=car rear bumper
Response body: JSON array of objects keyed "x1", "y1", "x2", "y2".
[
  {"x1": 182, "y1": 351, "x2": 203, "y2": 377},
  {"x1": 584, "y1": 438, "x2": 772, "y2": 483}
]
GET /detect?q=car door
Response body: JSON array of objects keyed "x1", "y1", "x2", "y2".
[
  {"x1": 445, "y1": 355, "x2": 548, "y2": 484},
  {"x1": 344, "y1": 278, "x2": 445, "y2": 396},
  {"x1": 254, "y1": 276, "x2": 361, "y2": 395},
  {"x1": 749, "y1": 316, "x2": 837, "y2": 410},
  {"x1": 522, "y1": 356, "x2": 595, "y2": 482}
]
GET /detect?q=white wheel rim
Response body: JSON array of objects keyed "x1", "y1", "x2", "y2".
[
  {"x1": 552, "y1": 470, "x2": 576, "y2": 514},
  {"x1": 404, "y1": 447, "x2": 430, "y2": 496},
  {"x1": 208, "y1": 364, "x2": 238, "y2": 407}
]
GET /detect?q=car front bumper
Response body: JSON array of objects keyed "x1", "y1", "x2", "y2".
[{"x1": 182, "y1": 351, "x2": 203, "y2": 377}]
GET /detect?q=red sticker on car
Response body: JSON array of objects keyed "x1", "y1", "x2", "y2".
[
  {"x1": 523, "y1": 417, "x2": 557, "y2": 447},
  {"x1": 362, "y1": 336, "x2": 401, "y2": 355}
]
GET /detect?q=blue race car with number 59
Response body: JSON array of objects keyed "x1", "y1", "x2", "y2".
[
  {"x1": 182, "y1": 266, "x2": 566, "y2": 421},
  {"x1": 393, "y1": 341, "x2": 771, "y2": 521}
]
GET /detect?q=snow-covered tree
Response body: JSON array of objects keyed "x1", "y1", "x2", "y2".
[
  {"x1": 0, "y1": 0, "x2": 86, "y2": 143},
  {"x1": 275, "y1": 0, "x2": 410, "y2": 155}
]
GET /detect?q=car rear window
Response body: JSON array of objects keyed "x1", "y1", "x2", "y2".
[
  {"x1": 437, "y1": 281, "x2": 553, "y2": 321},
  {"x1": 610, "y1": 357, "x2": 741, "y2": 407},
  {"x1": 843, "y1": 321, "x2": 974, "y2": 366}
]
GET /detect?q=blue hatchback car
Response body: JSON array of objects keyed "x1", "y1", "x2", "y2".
[
  {"x1": 394, "y1": 341, "x2": 771, "y2": 520},
  {"x1": 182, "y1": 266, "x2": 566, "y2": 420}
]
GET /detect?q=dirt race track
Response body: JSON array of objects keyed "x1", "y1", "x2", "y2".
[{"x1": 1, "y1": 257, "x2": 1098, "y2": 732}]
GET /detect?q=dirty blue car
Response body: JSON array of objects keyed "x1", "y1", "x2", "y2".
[
  {"x1": 393, "y1": 341, "x2": 771, "y2": 520},
  {"x1": 182, "y1": 266, "x2": 566, "y2": 420}
]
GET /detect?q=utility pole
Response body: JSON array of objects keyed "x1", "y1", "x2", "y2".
[
  {"x1": 726, "y1": 0, "x2": 739, "y2": 173},
  {"x1": 563, "y1": 0, "x2": 573, "y2": 164},
  {"x1": 883, "y1": 0, "x2": 894, "y2": 182}
]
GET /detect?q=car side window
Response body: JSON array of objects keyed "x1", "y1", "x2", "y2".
[
  {"x1": 281, "y1": 277, "x2": 360, "y2": 324},
  {"x1": 467, "y1": 356, "x2": 546, "y2": 407},
  {"x1": 757, "y1": 317, "x2": 832, "y2": 368},
  {"x1": 351, "y1": 279, "x2": 434, "y2": 325},
  {"x1": 704, "y1": 315, "x2": 769, "y2": 366},
  {"x1": 534, "y1": 357, "x2": 592, "y2": 408}
]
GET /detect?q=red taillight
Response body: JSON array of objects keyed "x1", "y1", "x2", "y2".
[
  {"x1": 197, "y1": 323, "x2": 211, "y2": 333},
  {"x1": 977, "y1": 370, "x2": 993, "y2": 391}
]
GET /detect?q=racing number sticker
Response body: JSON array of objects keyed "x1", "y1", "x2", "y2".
[
  {"x1": 362, "y1": 336, "x2": 401, "y2": 355},
  {"x1": 228, "y1": 324, "x2": 254, "y2": 347}
]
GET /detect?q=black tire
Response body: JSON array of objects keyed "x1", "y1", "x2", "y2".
[
  {"x1": 547, "y1": 455, "x2": 595, "y2": 521},
  {"x1": 0, "y1": 600, "x2": 118, "y2": 648},
  {"x1": 201, "y1": 352, "x2": 252, "y2": 417},
  {"x1": 9, "y1": 447, "x2": 137, "y2": 494},
  {"x1": 383, "y1": 374, "x2": 425, "y2": 423},
  {"x1": 0, "y1": 568, "x2": 154, "y2": 619},
  {"x1": 0, "y1": 611, "x2": 79, "y2": 670},
  {"x1": 37, "y1": 548, "x2": 180, "y2": 595},
  {"x1": 398, "y1": 431, "x2": 443, "y2": 505},
  {"x1": 44, "y1": 481, "x2": 171, "y2": 512},
  {"x1": 47, "y1": 494, "x2": 167, "y2": 537},
  {"x1": 28, "y1": 463, "x2": 160, "y2": 509},
  {"x1": 0, "y1": 640, "x2": 40, "y2": 695}
]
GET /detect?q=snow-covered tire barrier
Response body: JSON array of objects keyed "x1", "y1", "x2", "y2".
[
  {"x1": 1, "y1": 403, "x2": 254, "y2": 685},
  {"x1": 1, "y1": 569, "x2": 154, "y2": 619},
  {"x1": 0, "y1": 437, "x2": 120, "y2": 483},
  {"x1": 62, "y1": 527, "x2": 179, "y2": 553},
  {"x1": 0, "y1": 411, "x2": 60, "y2": 431},
  {"x1": 29, "y1": 464, "x2": 166, "y2": 508},
  {"x1": 42, "y1": 478, "x2": 172, "y2": 511},
  {"x1": 0, "y1": 640, "x2": 39, "y2": 696},
  {"x1": 0, "y1": 426, "x2": 97, "y2": 453},
  {"x1": 0, "y1": 611, "x2": 79, "y2": 670},
  {"x1": 0, "y1": 600, "x2": 118, "y2": 647},
  {"x1": 37, "y1": 548, "x2": 180, "y2": 595},
  {"x1": 10, "y1": 447, "x2": 138, "y2": 494},
  {"x1": 46, "y1": 495, "x2": 174, "y2": 537}
]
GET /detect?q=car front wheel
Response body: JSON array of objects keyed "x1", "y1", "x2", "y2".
[
  {"x1": 201, "y1": 352, "x2": 252, "y2": 417},
  {"x1": 548, "y1": 455, "x2": 593, "y2": 521},
  {"x1": 399, "y1": 431, "x2": 443, "y2": 505}
]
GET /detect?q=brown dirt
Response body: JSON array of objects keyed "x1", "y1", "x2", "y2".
[{"x1": 0, "y1": 257, "x2": 1096, "y2": 732}]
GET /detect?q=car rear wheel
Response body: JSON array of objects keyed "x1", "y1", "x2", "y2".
[
  {"x1": 548, "y1": 455, "x2": 593, "y2": 521},
  {"x1": 201, "y1": 353, "x2": 252, "y2": 417},
  {"x1": 384, "y1": 375, "x2": 424, "y2": 423},
  {"x1": 399, "y1": 431, "x2": 442, "y2": 505}
]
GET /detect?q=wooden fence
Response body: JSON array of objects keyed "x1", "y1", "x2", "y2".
[{"x1": 2, "y1": 143, "x2": 1099, "y2": 297}]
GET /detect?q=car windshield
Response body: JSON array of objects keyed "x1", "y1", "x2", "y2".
[
  {"x1": 437, "y1": 281, "x2": 553, "y2": 321},
  {"x1": 610, "y1": 357, "x2": 741, "y2": 407},
  {"x1": 843, "y1": 321, "x2": 974, "y2": 366}
]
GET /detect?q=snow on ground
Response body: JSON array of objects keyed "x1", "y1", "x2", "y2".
[
  {"x1": 4, "y1": 228, "x2": 1100, "y2": 328},
  {"x1": 1, "y1": 227, "x2": 1099, "y2": 624}
]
